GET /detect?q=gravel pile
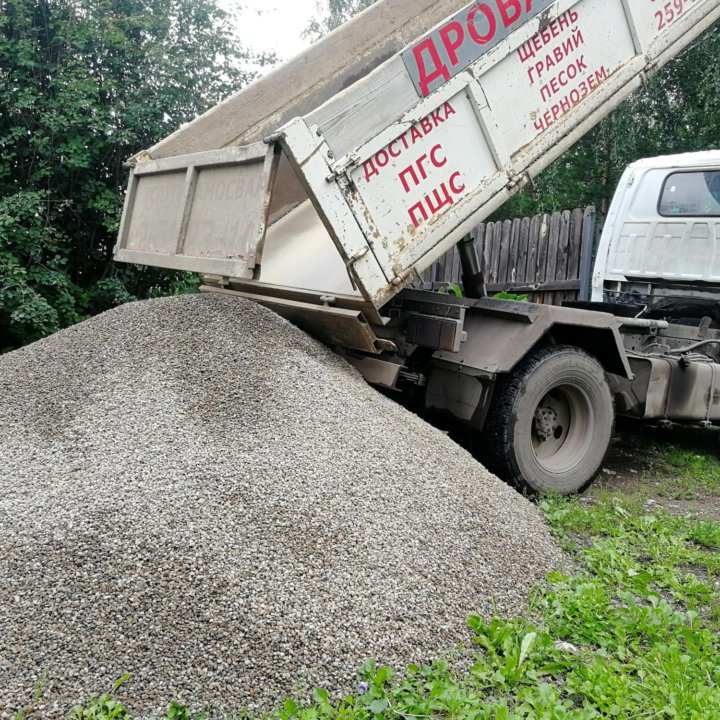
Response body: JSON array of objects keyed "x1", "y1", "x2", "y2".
[{"x1": 0, "y1": 294, "x2": 563, "y2": 718}]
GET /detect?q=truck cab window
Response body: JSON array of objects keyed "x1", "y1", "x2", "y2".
[{"x1": 659, "y1": 170, "x2": 720, "y2": 217}]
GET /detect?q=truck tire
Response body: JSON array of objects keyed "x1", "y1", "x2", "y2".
[{"x1": 479, "y1": 345, "x2": 614, "y2": 495}]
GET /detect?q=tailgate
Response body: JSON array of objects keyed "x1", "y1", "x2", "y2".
[{"x1": 114, "y1": 142, "x2": 278, "y2": 279}]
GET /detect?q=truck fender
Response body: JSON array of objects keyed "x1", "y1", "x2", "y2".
[{"x1": 432, "y1": 298, "x2": 632, "y2": 379}]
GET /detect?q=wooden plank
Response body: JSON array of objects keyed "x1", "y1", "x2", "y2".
[
  {"x1": 445, "y1": 248, "x2": 455, "y2": 283},
  {"x1": 480, "y1": 223, "x2": 491, "y2": 278},
  {"x1": 435, "y1": 249, "x2": 446, "y2": 283},
  {"x1": 497, "y1": 220, "x2": 513, "y2": 285},
  {"x1": 526, "y1": 213, "x2": 541, "y2": 285},
  {"x1": 473, "y1": 224, "x2": 486, "y2": 279},
  {"x1": 516, "y1": 217, "x2": 531, "y2": 285},
  {"x1": 563, "y1": 207, "x2": 584, "y2": 304},
  {"x1": 443, "y1": 248, "x2": 453, "y2": 283},
  {"x1": 489, "y1": 222, "x2": 503, "y2": 285},
  {"x1": 449, "y1": 247, "x2": 461, "y2": 285},
  {"x1": 553, "y1": 210, "x2": 571, "y2": 305},
  {"x1": 539, "y1": 213, "x2": 560, "y2": 305},
  {"x1": 508, "y1": 219, "x2": 521, "y2": 285},
  {"x1": 578, "y1": 207, "x2": 597, "y2": 301},
  {"x1": 482, "y1": 224, "x2": 494, "y2": 282},
  {"x1": 438, "y1": 249, "x2": 448, "y2": 284},
  {"x1": 434, "y1": 251, "x2": 447, "y2": 284},
  {"x1": 531, "y1": 213, "x2": 551, "y2": 304},
  {"x1": 570, "y1": 208, "x2": 585, "y2": 276},
  {"x1": 537, "y1": 213, "x2": 552, "y2": 282}
]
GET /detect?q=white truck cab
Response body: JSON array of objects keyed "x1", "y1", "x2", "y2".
[{"x1": 593, "y1": 151, "x2": 720, "y2": 303}]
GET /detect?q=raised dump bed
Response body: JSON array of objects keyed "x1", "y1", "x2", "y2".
[{"x1": 114, "y1": 0, "x2": 720, "y2": 349}]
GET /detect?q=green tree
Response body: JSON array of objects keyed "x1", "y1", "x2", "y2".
[
  {"x1": 306, "y1": 0, "x2": 375, "y2": 38},
  {"x1": 0, "y1": 0, "x2": 261, "y2": 351}
]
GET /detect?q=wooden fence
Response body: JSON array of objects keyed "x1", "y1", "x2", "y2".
[{"x1": 418, "y1": 207, "x2": 596, "y2": 305}]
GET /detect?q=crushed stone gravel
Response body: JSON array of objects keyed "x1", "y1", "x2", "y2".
[{"x1": 0, "y1": 294, "x2": 563, "y2": 718}]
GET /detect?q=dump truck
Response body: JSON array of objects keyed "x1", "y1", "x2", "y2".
[{"x1": 113, "y1": 0, "x2": 720, "y2": 494}]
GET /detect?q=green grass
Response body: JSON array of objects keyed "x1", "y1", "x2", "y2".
[
  {"x1": 27, "y1": 450, "x2": 720, "y2": 720},
  {"x1": 653, "y1": 444, "x2": 720, "y2": 498}
]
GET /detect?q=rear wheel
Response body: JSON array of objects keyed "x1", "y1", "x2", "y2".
[{"x1": 479, "y1": 345, "x2": 614, "y2": 495}]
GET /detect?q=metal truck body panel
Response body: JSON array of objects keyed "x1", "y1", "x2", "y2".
[
  {"x1": 115, "y1": 0, "x2": 720, "y2": 333},
  {"x1": 427, "y1": 296, "x2": 632, "y2": 377},
  {"x1": 139, "y1": 0, "x2": 466, "y2": 161}
]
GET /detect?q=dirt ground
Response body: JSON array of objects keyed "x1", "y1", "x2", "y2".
[{"x1": 589, "y1": 420, "x2": 720, "y2": 522}]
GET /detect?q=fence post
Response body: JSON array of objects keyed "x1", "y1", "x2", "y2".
[{"x1": 578, "y1": 207, "x2": 596, "y2": 302}]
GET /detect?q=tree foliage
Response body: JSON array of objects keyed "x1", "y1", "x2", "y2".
[
  {"x1": 306, "y1": 0, "x2": 375, "y2": 38},
  {"x1": 0, "y1": 0, "x2": 259, "y2": 350}
]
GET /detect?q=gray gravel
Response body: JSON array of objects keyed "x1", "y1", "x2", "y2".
[{"x1": 0, "y1": 294, "x2": 563, "y2": 718}]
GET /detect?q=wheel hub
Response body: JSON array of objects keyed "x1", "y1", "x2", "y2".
[{"x1": 533, "y1": 406, "x2": 559, "y2": 442}]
